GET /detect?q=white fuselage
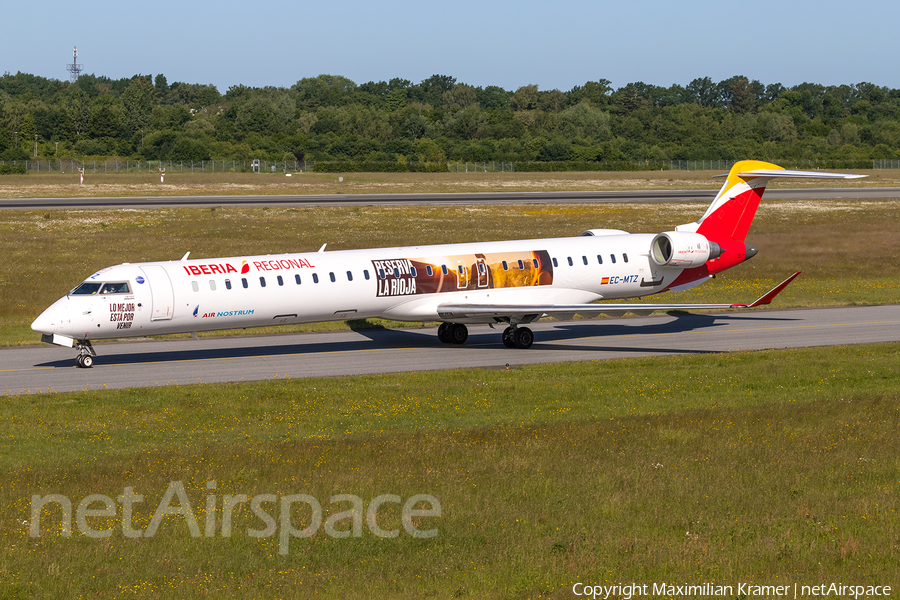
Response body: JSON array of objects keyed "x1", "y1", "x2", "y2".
[{"x1": 32, "y1": 232, "x2": 691, "y2": 342}]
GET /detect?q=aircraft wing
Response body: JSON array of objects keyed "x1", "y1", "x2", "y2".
[{"x1": 436, "y1": 272, "x2": 801, "y2": 323}]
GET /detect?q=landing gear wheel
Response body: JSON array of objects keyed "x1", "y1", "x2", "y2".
[
  {"x1": 449, "y1": 323, "x2": 468, "y2": 344},
  {"x1": 437, "y1": 322, "x2": 452, "y2": 344},
  {"x1": 75, "y1": 355, "x2": 84, "y2": 368},
  {"x1": 502, "y1": 326, "x2": 516, "y2": 348},
  {"x1": 514, "y1": 327, "x2": 534, "y2": 349},
  {"x1": 81, "y1": 355, "x2": 93, "y2": 368}
]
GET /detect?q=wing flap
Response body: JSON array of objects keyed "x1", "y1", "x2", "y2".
[{"x1": 436, "y1": 272, "x2": 801, "y2": 322}]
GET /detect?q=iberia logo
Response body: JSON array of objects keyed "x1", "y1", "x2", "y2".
[{"x1": 241, "y1": 260, "x2": 250, "y2": 274}]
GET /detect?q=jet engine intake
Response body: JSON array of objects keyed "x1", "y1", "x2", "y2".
[{"x1": 650, "y1": 232, "x2": 722, "y2": 268}]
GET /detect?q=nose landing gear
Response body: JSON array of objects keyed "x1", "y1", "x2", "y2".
[{"x1": 74, "y1": 340, "x2": 97, "y2": 368}]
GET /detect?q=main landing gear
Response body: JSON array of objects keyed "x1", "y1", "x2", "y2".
[
  {"x1": 437, "y1": 322, "x2": 468, "y2": 344},
  {"x1": 437, "y1": 323, "x2": 534, "y2": 349},
  {"x1": 502, "y1": 325, "x2": 534, "y2": 349},
  {"x1": 75, "y1": 339, "x2": 97, "y2": 368}
]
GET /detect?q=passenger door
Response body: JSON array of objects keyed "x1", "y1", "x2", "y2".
[{"x1": 140, "y1": 265, "x2": 175, "y2": 321}]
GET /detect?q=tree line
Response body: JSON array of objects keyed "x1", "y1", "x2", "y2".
[{"x1": 1, "y1": 70, "x2": 899, "y2": 167}]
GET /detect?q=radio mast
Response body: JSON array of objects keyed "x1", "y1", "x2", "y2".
[{"x1": 66, "y1": 47, "x2": 83, "y2": 83}]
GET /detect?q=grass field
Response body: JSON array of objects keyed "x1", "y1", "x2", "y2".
[
  {"x1": 2, "y1": 197, "x2": 899, "y2": 347},
  {"x1": 1, "y1": 343, "x2": 898, "y2": 598}
]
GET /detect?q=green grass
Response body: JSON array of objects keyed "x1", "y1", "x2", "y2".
[
  {"x1": 3, "y1": 199, "x2": 900, "y2": 347},
  {"x1": 2, "y1": 343, "x2": 899, "y2": 598}
]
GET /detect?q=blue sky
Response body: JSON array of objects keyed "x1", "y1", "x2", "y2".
[{"x1": 3, "y1": 0, "x2": 898, "y2": 93}]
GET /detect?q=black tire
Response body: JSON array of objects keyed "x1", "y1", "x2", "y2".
[
  {"x1": 502, "y1": 327, "x2": 516, "y2": 348},
  {"x1": 75, "y1": 355, "x2": 84, "y2": 368},
  {"x1": 514, "y1": 327, "x2": 534, "y2": 349},
  {"x1": 449, "y1": 323, "x2": 468, "y2": 344},
  {"x1": 437, "y1": 322, "x2": 452, "y2": 344}
]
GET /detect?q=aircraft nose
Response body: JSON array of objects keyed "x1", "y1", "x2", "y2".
[
  {"x1": 32, "y1": 301, "x2": 69, "y2": 335},
  {"x1": 31, "y1": 308, "x2": 58, "y2": 335}
]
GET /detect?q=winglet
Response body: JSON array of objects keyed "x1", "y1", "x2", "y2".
[{"x1": 734, "y1": 271, "x2": 802, "y2": 308}]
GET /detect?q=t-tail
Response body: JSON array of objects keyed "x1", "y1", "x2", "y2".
[{"x1": 674, "y1": 160, "x2": 865, "y2": 275}]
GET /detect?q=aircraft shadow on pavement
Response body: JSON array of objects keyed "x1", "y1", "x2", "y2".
[{"x1": 35, "y1": 311, "x2": 793, "y2": 368}]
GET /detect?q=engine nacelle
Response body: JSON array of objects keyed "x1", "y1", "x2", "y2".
[{"x1": 650, "y1": 231, "x2": 722, "y2": 268}]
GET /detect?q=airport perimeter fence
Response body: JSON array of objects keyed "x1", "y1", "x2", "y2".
[{"x1": 2, "y1": 158, "x2": 898, "y2": 175}]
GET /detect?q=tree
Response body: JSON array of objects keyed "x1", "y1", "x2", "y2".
[
  {"x1": 293, "y1": 75, "x2": 357, "y2": 109},
  {"x1": 155, "y1": 74, "x2": 169, "y2": 100},
  {"x1": 687, "y1": 77, "x2": 720, "y2": 108},
  {"x1": 122, "y1": 77, "x2": 156, "y2": 132},
  {"x1": 568, "y1": 79, "x2": 612, "y2": 107},
  {"x1": 727, "y1": 76, "x2": 756, "y2": 113},
  {"x1": 443, "y1": 84, "x2": 477, "y2": 110},
  {"x1": 510, "y1": 85, "x2": 539, "y2": 111},
  {"x1": 414, "y1": 74, "x2": 456, "y2": 107},
  {"x1": 539, "y1": 89, "x2": 567, "y2": 113}
]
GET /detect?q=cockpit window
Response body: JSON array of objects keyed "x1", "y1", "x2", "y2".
[
  {"x1": 100, "y1": 282, "x2": 131, "y2": 294},
  {"x1": 72, "y1": 281, "x2": 130, "y2": 295},
  {"x1": 71, "y1": 282, "x2": 102, "y2": 295}
]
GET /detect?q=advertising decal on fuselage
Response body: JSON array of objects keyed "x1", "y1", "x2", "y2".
[
  {"x1": 182, "y1": 257, "x2": 315, "y2": 277},
  {"x1": 373, "y1": 250, "x2": 553, "y2": 298}
]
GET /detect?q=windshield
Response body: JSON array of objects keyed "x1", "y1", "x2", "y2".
[
  {"x1": 70, "y1": 281, "x2": 131, "y2": 295},
  {"x1": 70, "y1": 282, "x2": 102, "y2": 295},
  {"x1": 100, "y1": 282, "x2": 130, "y2": 294}
]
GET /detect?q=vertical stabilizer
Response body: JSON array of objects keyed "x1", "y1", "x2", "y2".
[
  {"x1": 672, "y1": 161, "x2": 864, "y2": 276},
  {"x1": 677, "y1": 160, "x2": 782, "y2": 243}
]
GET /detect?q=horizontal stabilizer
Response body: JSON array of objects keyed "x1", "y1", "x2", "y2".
[{"x1": 735, "y1": 169, "x2": 866, "y2": 179}]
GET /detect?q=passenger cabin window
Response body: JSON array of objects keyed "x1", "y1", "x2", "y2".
[
  {"x1": 277, "y1": 275, "x2": 284, "y2": 286},
  {"x1": 457, "y1": 265, "x2": 464, "y2": 275},
  {"x1": 379, "y1": 268, "x2": 386, "y2": 280},
  {"x1": 259, "y1": 277, "x2": 266, "y2": 287},
  {"x1": 191, "y1": 281, "x2": 199, "y2": 292},
  {"x1": 610, "y1": 254, "x2": 616, "y2": 264},
  {"x1": 209, "y1": 280, "x2": 216, "y2": 291},
  {"x1": 567, "y1": 257, "x2": 573, "y2": 266},
  {"x1": 313, "y1": 273, "x2": 319, "y2": 284},
  {"x1": 71, "y1": 282, "x2": 102, "y2": 295},
  {"x1": 411, "y1": 266, "x2": 417, "y2": 277},
  {"x1": 364, "y1": 270, "x2": 370, "y2": 280},
  {"x1": 502, "y1": 261, "x2": 508, "y2": 271},
  {"x1": 329, "y1": 272, "x2": 336, "y2": 282},
  {"x1": 242, "y1": 278, "x2": 248, "y2": 289},
  {"x1": 347, "y1": 271, "x2": 353, "y2": 281},
  {"x1": 478, "y1": 263, "x2": 485, "y2": 274},
  {"x1": 225, "y1": 279, "x2": 232, "y2": 290},
  {"x1": 552, "y1": 258, "x2": 558, "y2": 267},
  {"x1": 393, "y1": 268, "x2": 400, "y2": 278},
  {"x1": 426, "y1": 265, "x2": 434, "y2": 276},
  {"x1": 623, "y1": 253, "x2": 629, "y2": 263},
  {"x1": 597, "y1": 255, "x2": 603, "y2": 265},
  {"x1": 533, "y1": 258, "x2": 539, "y2": 268},
  {"x1": 582, "y1": 256, "x2": 588, "y2": 265},
  {"x1": 442, "y1": 265, "x2": 449, "y2": 275},
  {"x1": 295, "y1": 274, "x2": 301, "y2": 285},
  {"x1": 518, "y1": 259, "x2": 525, "y2": 270}
]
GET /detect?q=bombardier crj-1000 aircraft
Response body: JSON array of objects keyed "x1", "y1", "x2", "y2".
[{"x1": 33, "y1": 160, "x2": 864, "y2": 368}]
